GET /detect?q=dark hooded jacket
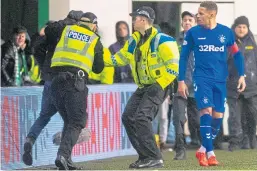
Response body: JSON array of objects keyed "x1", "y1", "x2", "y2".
[
  {"x1": 1, "y1": 27, "x2": 33, "y2": 86},
  {"x1": 227, "y1": 25, "x2": 257, "y2": 98},
  {"x1": 109, "y1": 21, "x2": 133, "y2": 83}
]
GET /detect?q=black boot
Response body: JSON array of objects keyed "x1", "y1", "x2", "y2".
[
  {"x1": 67, "y1": 157, "x2": 83, "y2": 170},
  {"x1": 174, "y1": 134, "x2": 186, "y2": 160},
  {"x1": 228, "y1": 142, "x2": 240, "y2": 151},
  {"x1": 241, "y1": 135, "x2": 250, "y2": 149},
  {"x1": 228, "y1": 134, "x2": 242, "y2": 152},
  {"x1": 22, "y1": 137, "x2": 35, "y2": 166},
  {"x1": 249, "y1": 134, "x2": 257, "y2": 149},
  {"x1": 136, "y1": 159, "x2": 164, "y2": 169},
  {"x1": 129, "y1": 159, "x2": 142, "y2": 169},
  {"x1": 55, "y1": 155, "x2": 69, "y2": 170}
]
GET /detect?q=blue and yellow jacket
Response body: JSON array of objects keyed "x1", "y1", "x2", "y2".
[{"x1": 104, "y1": 27, "x2": 179, "y2": 89}]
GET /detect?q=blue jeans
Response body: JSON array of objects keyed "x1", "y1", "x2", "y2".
[{"x1": 27, "y1": 81, "x2": 57, "y2": 140}]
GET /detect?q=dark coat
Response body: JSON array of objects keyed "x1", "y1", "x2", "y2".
[
  {"x1": 227, "y1": 30, "x2": 257, "y2": 98},
  {"x1": 1, "y1": 40, "x2": 32, "y2": 86}
]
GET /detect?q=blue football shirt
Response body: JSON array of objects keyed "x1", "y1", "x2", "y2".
[{"x1": 179, "y1": 23, "x2": 236, "y2": 82}]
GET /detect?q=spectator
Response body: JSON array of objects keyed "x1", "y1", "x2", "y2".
[
  {"x1": 227, "y1": 16, "x2": 257, "y2": 151},
  {"x1": 109, "y1": 21, "x2": 133, "y2": 83},
  {"x1": 1, "y1": 26, "x2": 39, "y2": 86},
  {"x1": 173, "y1": 11, "x2": 199, "y2": 160}
]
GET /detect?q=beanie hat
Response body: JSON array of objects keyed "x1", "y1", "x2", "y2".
[{"x1": 234, "y1": 16, "x2": 250, "y2": 28}]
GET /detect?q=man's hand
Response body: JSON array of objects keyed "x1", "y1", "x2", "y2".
[
  {"x1": 237, "y1": 76, "x2": 246, "y2": 93},
  {"x1": 178, "y1": 81, "x2": 189, "y2": 99},
  {"x1": 39, "y1": 27, "x2": 45, "y2": 36}
]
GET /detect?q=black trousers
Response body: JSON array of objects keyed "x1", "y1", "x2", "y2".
[
  {"x1": 173, "y1": 96, "x2": 200, "y2": 139},
  {"x1": 228, "y1": 95, "x2": 257, "y2": 147},
  {"x1": 122, "y1": 84, "x2": 169, "y2": 160},
  {"x1": 51, "y1": 72, "x2": 88, "y2": 159}
]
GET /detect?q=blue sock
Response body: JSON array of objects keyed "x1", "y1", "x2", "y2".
[
  {"x1": 211, "y1": 118, "x2": 223, "y2": 140},
  {"x1": 200, "y1": 114, "x2": 213, "y2": 152}
]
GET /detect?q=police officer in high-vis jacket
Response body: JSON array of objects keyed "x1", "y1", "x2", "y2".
[
  {"x1": 104, "y1": 6, "x2": 179, "y2": 169},
  {"x1": 50, "y1": 12, "x2": 104, "y2": 170}
]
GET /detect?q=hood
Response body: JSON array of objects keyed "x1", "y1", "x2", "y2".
[
  {"x1": 115, "y1": 21, "x2": 130, "y2": 43},
  {"x1": 67, "y1": 10, "x2": 83, "y2": 21},
  {"x1": 11, "y1": 27, "x2": 31, "y2": 47}
]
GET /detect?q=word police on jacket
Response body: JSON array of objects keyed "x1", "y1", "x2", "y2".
[{"x1": 68, "y1": 30, "x2": 91, "y2": 42}]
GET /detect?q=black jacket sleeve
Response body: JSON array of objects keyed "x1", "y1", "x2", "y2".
[
  {"x1": 45, "y1": 19, "x2": 78, "y2": 52},
  {"x1": 1, "y1": 44, "x2": 15, "y2": 84},
  {"x1": 31, "y1": 33, "x2": 47, "y2": 68},
  {"x1": 45, "y1": 21, "x2": 65, "y2": 46},
  {"x1": 92, "y1": 39, "x2": 104, "y2": 74}
]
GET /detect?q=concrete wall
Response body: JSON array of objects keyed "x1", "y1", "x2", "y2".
[
  {"x1": 181, "y1": 0, "x2": 257, "y2": 35},
  {"x1": 181, "y1": 2, "x2": 235, "y2": 27},
  {"x1": 49, "y1": 0, "x2": 70, "y2": 21},
  {"x1": 71, "y1": 0, "x2": 132, "y2": 47},
  {"x1": 234, "y1": 0, "x2": 257, "y2": 35},
  {"x1": 49, "y1": 0, "x2": 132, "y2": 47},
  {"x1": 49, "y1": 0, "x2": 256, "y2": 46}
]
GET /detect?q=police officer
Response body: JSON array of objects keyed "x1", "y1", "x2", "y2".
[
  {"x1": 173, "y1": 11, "x2": 199, "y2": 160},
  {"x1": 22, "y1": 11, "x2": 83, "y2": 170},
  {"x1": 50, "y1": 12, "x2": 104, "y2": 170},
  {"x1": 104, "y1": 6, "x2": 179, "y2": 169}
]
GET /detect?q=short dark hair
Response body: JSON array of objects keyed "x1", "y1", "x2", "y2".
[
  {"x1": 200, "y1": 1, "x2": 218, "y2": 13},
  {"x1": 159, "y1": 22, "x2": 176, "y2": 37},
  {"x1": 12, "y1": 26, "x2": 27, "y2": 35}
]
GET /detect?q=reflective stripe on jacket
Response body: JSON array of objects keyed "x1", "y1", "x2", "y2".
[
  {"x1": 51, "y1": 25, "x2": 99, "y2": 74},
  {"x1": 104, "y1": 27, "x2": 179, "y2": 89}
]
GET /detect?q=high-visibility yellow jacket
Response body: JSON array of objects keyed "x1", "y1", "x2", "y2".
[
  {"x1": 89, "y1": 48, "x2": 114, "y2": 84},
  {"x1": 29, "y1": 55, "x2": 41, "y2": 83},
  {"x1": 51, "y1": 25, "x2": 99, "y2": 74},
  {"x1": 20, "y1": 55, "x2": 41, "y2": 83},
  {"x1": 104, "y1": 27, "x2": 179, "y2": 89},
  {"x1": 89, "y1": 67, "x2": 114, "y2": 84}
]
